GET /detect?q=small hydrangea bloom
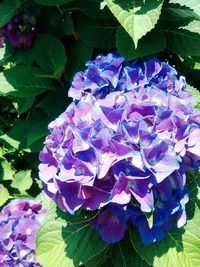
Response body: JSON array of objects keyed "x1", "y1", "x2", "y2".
[
  {"x1": 0, "y1": 29, "x2": 4, "y2": 48},
  {"x1": 2, "y1": 10, "x2": 37, "y2": 49},
  {"x1": 39, "y1": 52, "x2": 200, "y2": 244},
  {"x1": 0, "y1": 199, "x2": 46, "y2": 266}
]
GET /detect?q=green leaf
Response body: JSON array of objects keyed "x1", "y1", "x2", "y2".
[
  {"x1": 194, "y1": 62, "x2": 200, "y2": 70},
  {"x1": 116, "y1": 27, "x2": 166, "y2": 60},
  {"x1": 99, "y1": 258, "x2": 115, "y2": 267},
  {"x1": 12, "y1": 96, "x2": 35, "y2": 115},
  {"x1": 164, "y1": 6, "x2": 200, "y2": 21},
  {"x1": 183, "y1": 69, "x2": 200, "y2": 90},
  {"x1": 65, "y1": 40, "x2": 93, "y2": 82},
  {"x1": 12, "y1": 48, "x2": 34, "y2": 65},
  {"x1": 0, "y1": 110, "x2": 50, "y2": 149},
  {"x1": 34, "y1": 0, "x2": 72, "y2": 5},
  {"x1": 36, "y1": 207, "x2": 108, "y2": 267},
  {"x1": 186, "y1": 84, "x2": 200, "y2": 107},
  {"x1": 84, "y1": 248, "x2": 110, "y2": 267},
  {"x1": 0, "y1": 0, "x2": 20, "y2": 27},
  {"x1": 169, "y1": 0, "x2": 200, "y2": 14},
  {"x1": 112, "y1": 234, "x2": 150, "y2": 267},
  {"x1": 33, "y1": 34, "x2": 67, "y2": 79},
  {"x1": 145, "y1": 212, "x2": 154, "y2": 230},
  {"x1": 37, "y1": 88, "x2": 69, "y2": 118},
  {"x1": 59, "y1": 14, "x2": 74, "y2": 35},
  {"x1": 164, "y1": 29, "x2": 200, "y2": 56},
  {"x1": 11, "y1": 170, "x2": 33, "y2": 194},
  {"x1": 66, "y1": 0, "x2": 112, "y2": 19},
  {"x1": 36, "y1": 193, "x2": 55, "y2": 211},
  {"x1": 0, "y1": 157, "x2": 15, "y2": 181},
  {"x1": 181, "y1": 20, "x2": 200, "y2": 34},
  {"x1": 76, "y1": 14, "x2": 117, "y2": 49},
  {"x1": 0, "y1": 45, "x2": 12, "y2": 66},
  {"x1": 0, "y1": 184, "x2": 11, "y2": 207},
  {"x1": 103, "y1": 0, "x2": 164, "y2": 47},
  {"x1": 131, "y1": 172, "x2": 200, "y2": 267},
  {"x1": 0, "y1": 66, "x2": 55, "y2": 97}
]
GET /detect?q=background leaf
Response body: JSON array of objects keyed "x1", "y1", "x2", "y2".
[
  {"x1": 75, "y1": 14, "x2": 117, "y2": 49},
  {"x1": 0, "y1": 184, "x2": 11, "y2": 207},
  {"x1": 111, "y1": 234, "x2": 150, "y2": 267},
  {"x1": 169, "y1": 0, "x2": 200, "y2": 14},
  {"x1": 181, "y1": 20, "x2": 200, "y2": 34},
  {"x1": 165, "y1": 29, "x2": 200, "y2": 56},
  {"x1": 0, "y1": 0, "x2": 20, "y2": 27},
  {"x1": 0, "y1": 110, "x2": 50, "y2": 150},
  {"x1": 11, "y1": 170, "x2": 33, "y2": 194},
  {"x1": 33, "y1": 34, "x2": 67, "y2": 79},
  {"x1": 34, "y1": 0, "x2": 72, "y2": 6},
  {"x1": 0, "y1": 66, "x2": 55, "y2": 97},
  {"x1": 104, "y1": 0, "x2": 163, "y2": 47},
  {"x1": 116, "y1": 26, "x2": 166, "y2": 60},
  {"x1": 0, "y1": 156, "x2": 15, "y2": 181},
  {"x1": 164, "y1": 6, "x2": 200, "y2": 21},
  {"x1": 66, "y1": 0, "x2": 112, "y2": 19},
  {"x1": 65, "y1": 40, "x2": 93, "y2": 82},
  {"x1": 59, "y1": 14, "x2": 74, "y2": 35},
  {"x1": 36, "y1": 205, "x2": 108, "y2": 267},
  {"x1": 12, "y1": 96, "x2": 35, "y2": 115},
  {"x1": 186, "y1": 84, "x2": 200, "y2": 107}
]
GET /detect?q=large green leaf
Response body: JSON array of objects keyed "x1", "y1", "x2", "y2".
[
  {"x1": 59, "y1": 14, "x2": 74, "y2": 35},
  {"x1": 164, "y1": 29, "x2": 200, "y2": 56},
  {"x1": 66, "y1": 0, "x2": 112, "y2": 19},
  {"x1": 84, "y1": 248, "x2": 110, "y2": 267},
  {"x1": 37, "y1": 88, "x2": 69, "y2": 118},
  {"x1": 33, "y1": 34, "x2": 67, "y2": 79},
  {"x1": 76, "y1": 14, "x2": 117, "y2": 49},
  {"x1": 181, "y1": 20, "x2": 200, "y2": 34},
  {"x1": 36, "y1": 205, "x2": 108, "y2": 267},
  {"x1": 169, "y1": 0, "x2": 200, "y2": 14},
  {"x1": 103, "y1": 0, "x2": 163, "y2": 47},
  {"x1": 0, "y1": 156, "x2": 15, "y2": 181},
  {"x1": 0, "y1": 66, "x2": 55, "y2": 97},
  {"x1": 0, "y1": 184, "x2": 11, "y2": 207},
  {"x1": 0, "y1": 0, "x2": 20, "y2": 27},
  {"x1": 116, "y1": 26, "x2": 166, "y2": 60},
  {"x1": 12, "y1": 96, "x2": 35, "y2": 115},
  {"x1": 11, "y1": 170, "x2": 33, "y2": 194},
  {"x1": 186, "y1": 84, "x2": 200, "y2": 107},
  {"x1": 34, "y1": 0, "x2": 72, "y2": 5},
  {"x1": 0, "y1": 46, "x2": 11, "y2": 66},
  {"x1": 0, "y1": 110, "x2": 50, "y2": 149},
  {"x1": 131, "y1": 172, "x2": 200, "y2": 267},
  {"x1": 112, "y1": 234, "x2": 150, "y2": 267},
  {"x1": 12, "y1": 48, "x2": 34, "y2": 65},
  {"x1": 164, "y1": 6, "x2": 200, "y2": 21}
]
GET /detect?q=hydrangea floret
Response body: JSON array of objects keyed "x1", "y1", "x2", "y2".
[
  {"x1": 39, "y1": 52, "x2": 200, "y2": 244},
  {"x1": 1, "y1": 10, "x2": 37, "y2": 49},
  {"x1": 0, "y1": 199, "x2": 46, "y2": 266}
]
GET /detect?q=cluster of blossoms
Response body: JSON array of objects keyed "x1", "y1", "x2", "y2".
[
  {"x1": 0, "y1": 199, "x2": 46, "y2": 266},
  {"x1": 0, "y1": 29, "x2": 4, "y2": 48},
  {"x1": 0, "y1": 10, "x2": 37, "y2": 49},
  {"x1": 39, "y1": 52, "x2": 200, "y2": 244}
]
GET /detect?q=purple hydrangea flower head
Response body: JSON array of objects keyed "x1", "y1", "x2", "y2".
[
  {"x1": 0, "y1": 199, "x2": 46, "y2": 266},
  {"x1": 90, "y1": 204, "x2": 129, "y2": 243},
  {"x1": 2, "y1": 10, "x2": 37, "y2": 49},
  {"x1": 39, "y1": 52, "x2": 200, "y2": 244},
  {"x1": 0, "y1": 29, "x2": 4, "y2": 48}
]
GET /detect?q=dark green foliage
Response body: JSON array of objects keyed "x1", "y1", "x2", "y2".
[{"x1": 0, "y1": 1, "x2": 200, "y2": 267}]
